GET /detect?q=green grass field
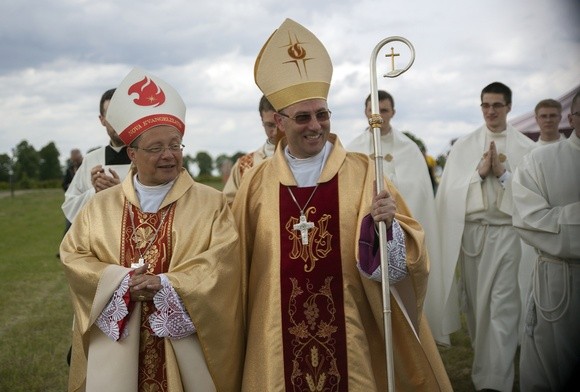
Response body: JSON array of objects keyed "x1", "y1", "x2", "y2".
[
  {"x1": 0, "y1": 188, "x2": 517, "y2": 391},
  {"x1": 0, "y1": 190, "x2": 71, "y2": 391}
]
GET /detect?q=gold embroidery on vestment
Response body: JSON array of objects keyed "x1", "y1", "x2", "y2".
[
  {"x1": 287, "y1": 277, "x2": 341, "y2": 390},
  {"x1": 130, "y1": 210, "x2": 167, "y2": 273},
  {"x1": 286, "y1": 208, "x2": 333, "y2": 272}
]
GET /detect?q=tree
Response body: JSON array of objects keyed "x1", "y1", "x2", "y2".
[
  {"x1": 215, "y1": 153, "x2": 233, "y2": 177},
  {"x1": 39, "y1": 142, "x2": 62, "y2": 180},
  {"x1": 182, "y1": 154, "x2": 196, "y2": 175},
  {"x1": 194, "y1": 151, "x2": 214, "y2": 177},
  {"x1": 402, "y1": 131, "x2": 426, "y2": 152},
  {"x1": 0, "y1": 153, "x2": 11, "y2": 182},
  {"x1": 13, "y1": 140, "x2": 40, "y2": 181},
  {"x1": 436, "y1": 154, "x2": 447, "y2": 169}
]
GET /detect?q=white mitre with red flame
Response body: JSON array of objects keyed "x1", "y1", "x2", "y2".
[{"x1": 106, "y1": 67, "x2": 186, "y2": 145}]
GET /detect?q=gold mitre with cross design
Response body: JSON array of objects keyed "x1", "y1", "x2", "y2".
[
  {"x1": 106, "y1": 67, "x2": 186, "y2": 146},
  {"x1": 254, "y1": 18, "x2": 333, "y2": 111}
]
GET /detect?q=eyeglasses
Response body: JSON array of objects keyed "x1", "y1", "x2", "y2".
[
  {"x1": 132, "y1": 143, "x2": 184, "y2": 154},
  {"x1": 481, "y1": 103, "x2": 508, "y2": 110},
  {"x1": 278, "y1": 110, "x2": 332, "y2": 125}
]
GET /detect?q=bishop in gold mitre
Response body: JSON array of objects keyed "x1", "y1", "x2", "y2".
[{"x1": 232, "y1": 18, "x2": 452, "y2": 391}]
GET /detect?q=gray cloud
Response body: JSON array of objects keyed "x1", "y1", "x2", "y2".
[{"x1": 1, "y1": 0, "x2": 579, "y2": 165}]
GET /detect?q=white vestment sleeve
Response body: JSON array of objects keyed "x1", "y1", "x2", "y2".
[
  {"x1": 513, "y1": 164, "x2": 580, "y2": 259},
  {"x1": 62, "y1": 159, "x2": 96, "y2": 222},
  {"x1": 149, "y1": 274, "x2": 196, "y2": 339},
  {"x1": 96, "y1": 273, "x2": 131, "y2": 341}
]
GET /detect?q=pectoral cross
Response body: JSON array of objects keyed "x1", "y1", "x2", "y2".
[
  {"x1": 293, "y1": 214, "x2": 315, "y2": 245},
  {"x1": 131, "y1": 257, "x2": 145, "y2": 269},
  {"x1": 385, "y1": 46, "x2": 400, "y2": 72}
]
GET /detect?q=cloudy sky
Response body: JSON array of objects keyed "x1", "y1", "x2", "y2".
[{"x1": 1, "y1": 0, "x2": 579, "y2": 168}]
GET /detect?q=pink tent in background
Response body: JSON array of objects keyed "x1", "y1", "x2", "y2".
[{"x1": 511, "y1": 84, "x2": 580, "y2": 141}]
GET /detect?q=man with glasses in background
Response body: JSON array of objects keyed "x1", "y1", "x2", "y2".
[
  {"x1": 223, "y1": 95, "x2": 277, "y2": 203},
  {"x1": 232, "y1": 18, "x2": 451, "y2": 391},
  {"x1": 436, "y1": 82, "x2": 535, "y2": 391}
]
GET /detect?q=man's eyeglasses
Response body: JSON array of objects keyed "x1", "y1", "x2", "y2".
[
  {"x1": 480, "y1": 103, "x2": 508, "y2": 110},
  {"x1": 132, "y1": 143, "x2": 184, "y2": 154},
  {"x1": 278, "y1": 110, "x2": 332, "y2": 125}
]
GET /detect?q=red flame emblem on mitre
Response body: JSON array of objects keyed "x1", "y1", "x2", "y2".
[
  {"x1": 127, "y1": 76, "x2": 166, "y2": 107},
  {"x1": 288, "y1": 43, "x2": 306, "y2": 60}
]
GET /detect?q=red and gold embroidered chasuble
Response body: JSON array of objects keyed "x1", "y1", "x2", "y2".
[
  {"x1": 121, "y1": 201, "x2": 176, "y2": 391},
  {"x1": 279, "y1": 177, "x2": 348, "y2": 391}
]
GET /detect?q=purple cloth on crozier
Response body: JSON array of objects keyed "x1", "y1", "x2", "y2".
[{"x1": 358, "y1": 214, "x2": 393, "y2": 274}]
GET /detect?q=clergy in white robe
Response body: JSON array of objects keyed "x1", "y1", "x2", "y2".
[
  {"x1": 512, "y1": 94, "x2": 580, "y2": 391},
  {"x1": 62, "y1": 88, "x2": 131, "y2": 224},
  {"x1": 518, "y1": 98, "x2": 567, "y2": 343},
  {"x1": 347, "y1": 90, "x2": 451, "y2": 345},
  {"x1": 435, "y1": 82, "x2": 535, "y2": 391},
  {"x1": 62, "y1": 144, "x2": 132, "y2": 222}
]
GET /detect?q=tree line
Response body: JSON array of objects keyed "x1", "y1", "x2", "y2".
[
  {"x1": 0, "y1": 139, "x2": 248, "y2": 190},
  {"x1": 1, "y1": 133, "x2": 447, "y2": 191}
]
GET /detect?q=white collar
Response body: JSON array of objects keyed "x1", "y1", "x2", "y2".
[
  {"x1": 133, "y1": 175, "x2": 175, "y2": 213},
  {"x1": 284, "y1": 142, "x2": 332, "y2": 187}
]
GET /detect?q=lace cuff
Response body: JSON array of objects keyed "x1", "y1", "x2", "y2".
[
  {"x1": 149, "y1": 278, "x2": 196, "y2": 339},
  {"x1": 358, "y1": 219, "x2": 408, "y2": 284},
  {"x1": 95, "y1": 272, "x2": 134, "y2": 341}
]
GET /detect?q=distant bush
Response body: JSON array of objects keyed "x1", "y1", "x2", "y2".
[{"x1": 0, "y1": 179, "x2": 61, "y2": 191}]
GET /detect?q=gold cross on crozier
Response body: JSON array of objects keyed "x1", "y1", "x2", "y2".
[
  {"x1": 293, "y1": 214, "x2": 315, "y2": 245},
  {"x1": 385, "y1": 46, "x2": 400, "y2": 72}
]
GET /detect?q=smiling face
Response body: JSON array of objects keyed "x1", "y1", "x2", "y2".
[
  {"x1": 128, "y1": 126, "x2": 183, "y2": 186},
  {"x1": 274, "y1": 98, "x2": 331, "y2": 159},
  {"x1": 481, "y1": 92, "x2": 511, "y2": 132}
]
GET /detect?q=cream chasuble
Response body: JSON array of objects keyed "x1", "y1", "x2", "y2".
[
  {"x1": 61, "y1": 168, "x2": 244, "y2": 392},
  {"x1": 232, "y1": 134, "x2": 452, "y2": 391},
  {"x1": 347, "y1": 128, "x2": 449, "y2": 344}
]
